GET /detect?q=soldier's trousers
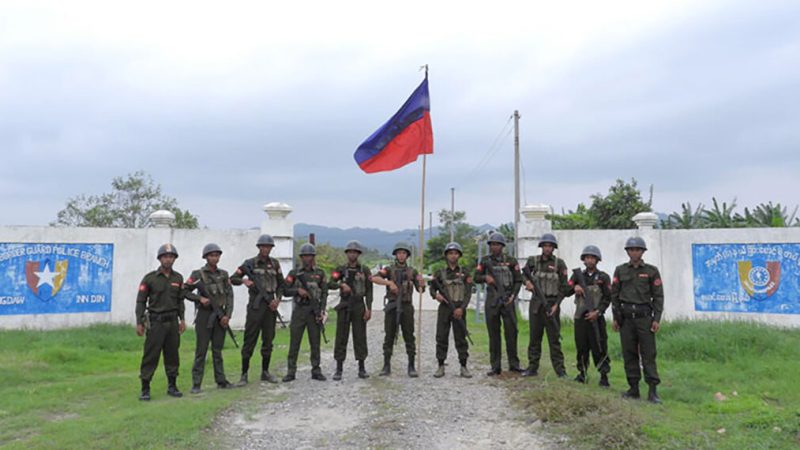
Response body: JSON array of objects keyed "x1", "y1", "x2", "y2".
[
  {"x1": 383, "y1": 301, "x2": 415, "y2": 359},
  {"x1": 485, "y1": 302, "x2": 519, "y2": 371},
  {"x1": 528, "y1": 300, "x2": 565, "y2": 375},
  {"x1": 334, "y1": 300, "x2": 368, "y2": 362},
  {"x1": 620, "y1": 315, "x2": 660, "y2": 386},
  {"x1": 192, "y1": 309, "x2": 227, "y2": 385},
  {"x1": 287, "y1": 302, "x2": 322, "y2": 374},
  {"x1": 436, "y1": 302, "x2": 469, "y2": 363},
  {"x1": 574, "y1": 316, "x2": 609, "y2": 374},
  {"x1": 241, "y1": 300, "x2": 277, "y2": 371},
  {"x1": 140, "y1": 319, "x2": 180, "y2": 381}
]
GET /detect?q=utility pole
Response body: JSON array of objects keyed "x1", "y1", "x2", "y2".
[
  {"x1": 450, "y1": 187, "x2": 455, "y2": 241},
  {"x1": 513, "y1": 110, "x2": 520, "y2": 257}
]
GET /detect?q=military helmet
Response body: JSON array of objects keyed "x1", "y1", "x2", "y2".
[
  {"x1": 256, "y1": 234, "x2": 275, "y2": 247},
  {"x1": 624, "y1": 236, "x2": 647, "y2": 250},
  {"x1": 299, "y1": 243, "x2": 316, "y2": 256},
  {"x1": 344, "y1": 240, "x2": 363, "y2": 253},
  {"x1": 538, "y1": 233, "x2": 558, "y2": 248},
  {"x1": 157, "y1": 243, "x2": 178, "y2": 259},
  {"x1": 580, "y1": 245, "x2": 602, "y2": 261},
  {"x1": 202, "y1": 243, "x2": 223, "y2": 258},
  {"x1": 392, "y1": 242, "x2": 412, "y2": 256},
  {"x1": 487, "y1": 232, "x2": 506, "y2": 246},
  {"x1": 443, "y1": 241, "x2": 463, "y2": 256}
]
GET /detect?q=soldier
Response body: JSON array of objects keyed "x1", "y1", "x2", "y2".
[
  {"x1": 230, "y1": 234, "x2": 285, "y2": 385},
  {"x1": 184, "y1": 243, "x2": 235, "y2": 393},
  {"x1": 371, "y1": 242, "x2": 425, "y2": 378},
  {"x1": 611, "y1": 237, "x2": 664, "y2": 404},
  {"x1": 564, "y1": 245, "x2": 611, "y2": 387},
  {"x1": 328, "y1": 240, "x2": 373, "y2": 380},
  {"x1": 521, "y1": 233, "x2": 568, "y2": 378},
  {"x1": 135, "y1": 244, "x2": 197, "y2": 401},
  {"x1": 429, "y1": 242, "x2": 473, "y2": 378},
  {"x1": 283, "y1": 243, "x2": 328, "y2": 382},
  {"x1": 473, "y1": 232, "x2": 523, "y2": 376}
]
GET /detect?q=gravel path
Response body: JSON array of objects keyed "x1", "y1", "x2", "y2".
[{"x1": 216, "y1": 312, "x2": 561, "y2": 449}]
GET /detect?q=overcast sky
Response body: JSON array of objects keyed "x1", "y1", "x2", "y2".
[{"x1": 2, "y1": 0, "x2": 799, "y2": 231}]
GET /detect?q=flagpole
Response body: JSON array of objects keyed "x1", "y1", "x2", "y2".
[{"x1": 417, "y1": 153, "x2": 427, "y2": 369}]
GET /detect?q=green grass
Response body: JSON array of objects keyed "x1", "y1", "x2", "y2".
[
  {"x1": 0, "y1": 322, "x2": 300, "y2": 449},
  {"x1": 466, "y1": 312, "x2": 800, "y2": 449}
]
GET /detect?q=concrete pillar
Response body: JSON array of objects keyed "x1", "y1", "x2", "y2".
[
  {"x1": 261, "y1": 202, "x2": 294, "y2": 320},
  {"x1": 633, "y1": 212, "x2": 659, "y2": 230},
  {"x1": 518, "y1": 204, "x2": 552, "y2": 260},
  {"x1": 149, "y1": 210, "x2": 176, "y2": 228}
]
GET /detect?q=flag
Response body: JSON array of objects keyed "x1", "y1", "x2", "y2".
[{"x1": 354, "y1": 76, "x2": 433, "y2": 173}]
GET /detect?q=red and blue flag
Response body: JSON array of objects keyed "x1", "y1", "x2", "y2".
[{"x1": 354, "y1": 76, "x2": 433, "y2": 173}]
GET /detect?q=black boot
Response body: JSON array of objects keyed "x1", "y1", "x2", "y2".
[
  {"x1": 486, "y1": 368, "x2": 501, "y2": 376},
  {"x1": 311, "y1": 368, "x2": 327, "y2": 381},
  {"x1": 599, "y1": 373, "x2": 610, "y2": 388},
  {"x1": 521, "y1": 366, "x2": 538, "y2": 377},
  {"x1": 379, "y1": 355, "x2": 391, "y2": 376},
  {"x1": 217, "y1": 380, "x2": 234, "y2": 389},
  {"x1": 333, "y1": 360, "x2": 343, "y2": 381},
  {"x1": 357, "y1": 360, "x2": 369, "y2": 379},
  {"x1": 647, "y1": 384, "x2": 662, "y2": 404},
  {"x1": 407, "y1": 356, "x2": 418, "y2": 378},
  {"x1": 139, "y1": 380, "x2": 151, "y2": 401},
  {"x1": 167, "y1": 376, "x2": 183, "y2": 398},
  {"x1": 622, "y1": 384, "x2": 640, "y2": 399},
  {"x1": 282, "y1": 371, "x2": 296, "y2": 382},
  {"x1": 237, "y1": 358, "x2": 250, "y2": 386},
  {"x1": 261, "y1": 357, "x2": 278, "y2": 383},
  {"x1": 574, "y1": 371, "x2": 586, "y2": 383},
  {"x1": 191, "y1": 383, "x2": 201, "y2": 394}
]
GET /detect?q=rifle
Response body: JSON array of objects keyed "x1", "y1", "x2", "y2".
[
  {"x1": 484, "y1": 261, "x2": 517, "y2": 331},
  {"x1": 523, "y1": 265, "x2": 560, "y2": 340},
  {"x1": 572, "y1": 268, "x2": 608, "y2": 372},
  {"x1": 240, "y1": 260, "x2": 287, "y2": 329},
  {"x1": 194, "y1": 276, "x2": 239, "y2": 348},
  {"x1": 297, "y1": 270, "x2": 328, "y2": 344},
  {"x1": 430, "y1": 277, "x2": 474, "y2": 345},
  {"x1": 388, "y1": 268, "x2": 408, "y2": 346}
]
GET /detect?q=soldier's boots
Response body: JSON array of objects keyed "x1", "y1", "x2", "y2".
[
  {"x1": 282, "y1": 371, "x2": 296, "y2": 382},
  {"x1": 407, "y1": 357, "x2": 419, "y2": 378},
  {"x1": 509, "y1": 365, "x2": 524, "y2": 373},
  {"x1": 237, "y1": 372, "x2": 248, "y2": 387},
  {"x1": 333, "y1": 360, "x2": 344, "y2": 381},
  {"x1": 647, "y1": 384, "x2": 662, "y2": 404},
  {"x1": 486, "y1": 368, "x2": 501, "y2": 376},
  {"x1": 191, "y1": 384, "x2": 202, "y2": 394},
  {"x1": 574, "y1": 371, "x2": 586, "y2": 383},
  {"x1": 622, "y1": 384, "x2": 641, "y2": 399},
  {"x1": 433, "y1": 363, "x2": 445, "y2": 378},
  {"x1": 261, "y1": 357, "x2": 278, "y2": 384},
  {"x1": 599, "y1": 373, "x2": 610, "y2": 388},
  {"x1": 166, "y1": 377, "x2": 183, "y2": 398},
  {"x1": 260, "y1": 371, "x2": 278, "y2": 383},
  {"x1": 357, "y1": 360, "x2": 369, "y2": 379},
  {"x1": 217, "y1": 380, "x2": 234, "y2": 389},
  {"x1": 556, "y1": 371, "x2": 568, "y2": 379},
  {"x1": 139, "y1": 380, "x2": 151, "y2": 401},
  {"x1": 311, "y1": 368, "x2": 327, "y2": 381},
  {"x1": 521, "y1": 367, "x2": 538, "y2": 377},
  {"x1": 460, "y1": 364, "x2": 472, "y2": 379},
  {"x1": 379, "y1": 355, "x2": 391, "y2": 376}
]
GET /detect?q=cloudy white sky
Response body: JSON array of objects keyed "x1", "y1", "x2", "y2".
[{"x1": 2, "y1": 0, "x2": 799, "y2": 231}]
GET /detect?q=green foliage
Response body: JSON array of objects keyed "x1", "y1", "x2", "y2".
[
  {"x1": 661, "y1": 198, "x2": 800, "y2": 229},
  {"x1": 424, "y1": 209, "x2": 479, "y2": 272},
  {"x1": 52, "y1": 171, "x2": 200, "y2": 229},
  {"x1": 550, "y1": 178, "x2": 652, "y2": 230},
  {"x1": 294, "y1": 240, "x2": 386, "y2": 273}
]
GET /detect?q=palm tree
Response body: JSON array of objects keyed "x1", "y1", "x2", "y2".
[
  {"x1": 741, "y1": 202, "x2": 799, "y2": 227},
  {"x1": 702, "y1": 198, "x2": 741, "y2": 228},
  {"x1": 664, "y1": 202, "x2": 705, "y2": 229}
]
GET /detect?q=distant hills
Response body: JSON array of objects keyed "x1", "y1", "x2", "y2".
[{"x1": 294, "y1": 223, "x2": 496, "y2": 255}]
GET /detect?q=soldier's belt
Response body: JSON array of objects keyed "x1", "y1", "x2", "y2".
[
  {"x1": 148, "y1": 311, "x2": 178, "y2": 322},
  {"x1": 620, "y1": 302, "x2": 652, "y2": 319}
]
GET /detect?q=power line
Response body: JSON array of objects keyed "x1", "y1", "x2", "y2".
[{"x1": 463, "y1": 115, "x2": 514, "y2": 181}]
